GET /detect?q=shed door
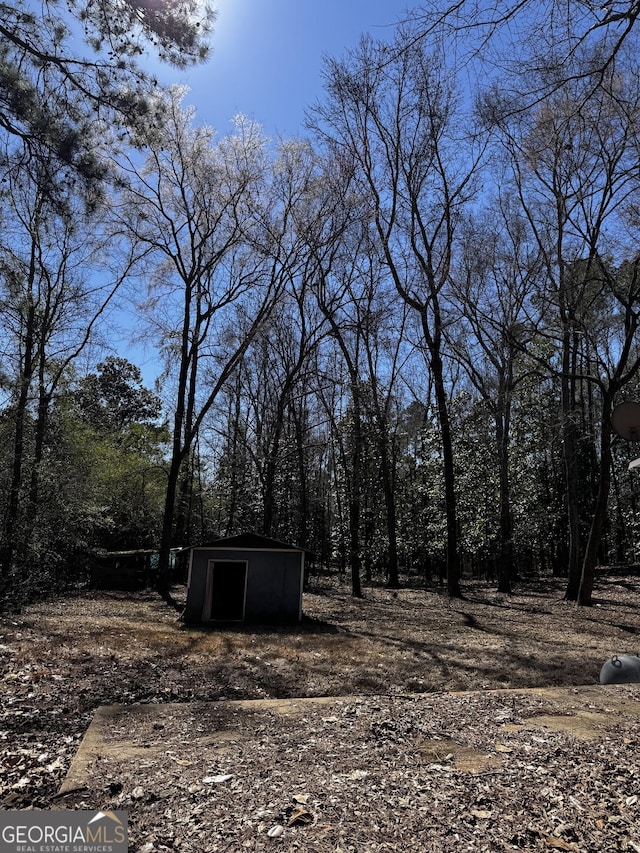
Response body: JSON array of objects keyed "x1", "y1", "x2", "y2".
[{"x1": 208, "y1": 560, "x2": 247, "y2": 621}]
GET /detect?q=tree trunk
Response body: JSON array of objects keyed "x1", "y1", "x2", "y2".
[
  {"x1": 378, "y1": 430, "x2": 400, "y2": 588},
  {"x1": 292, "y1": 403, "x2": 309, "y2": 547},
  {"x1": 225, "y1": 375, "x2": 244, "y2": 535},
  {"x1": 156, "y1": 289, "x2": 191, "y2": 593},
  {"x1": 579, "y1": 397, "x2": 613, "y2": 606},
  {"x1": 19, "y1": 375, "x2": 52, "y2": 581},
  {"x1": 1, "y1": 302, "x2": 36, "y2": 590},
  {"x1": 173, "y1": 460, "x2": 192, "y2": 548},
  {"x1": 349, "y1": 392, "x2": 363, "y2": 599},
  {"x1": 495, "y1": 379, "x2": 513, "y2": 594},
  {"x1": 423, "y1": 312, "x2": 462, "y2": 598},
  {"x1": 563, "y1": 329, "x2": 582, "y2": 600},
  {"x1": 496, "y1": 420, "x2": 514, "y2": 594},
  {"x1": 157, "y1": 458, "x2": 181, "y2": 594}
]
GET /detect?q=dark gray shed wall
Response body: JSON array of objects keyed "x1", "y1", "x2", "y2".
[{"x1": 184, "y1": 547, "x2": 304, "y2": 624}]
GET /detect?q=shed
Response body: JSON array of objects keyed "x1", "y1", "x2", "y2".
[
  {"x1": 91, "y1": 547, "x2": 185, "y2": 590},
  {"x1": 183, "y1": 533, "x2": 306, "y2": 625},
  {"x1": 91, "y1": 549, "x2": 156, "y2": 590}
]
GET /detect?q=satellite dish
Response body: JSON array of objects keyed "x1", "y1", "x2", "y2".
[
  {"x1": 611, "y1": 401, "x2": 640, "y2": 441},
  {"x1": 629, "y1": 458, "x2": 640, "y2": 472}
]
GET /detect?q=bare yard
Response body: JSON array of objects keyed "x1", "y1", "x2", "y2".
[{"x1": 2, "y1": 572, "x2": 640, "y2": 851}]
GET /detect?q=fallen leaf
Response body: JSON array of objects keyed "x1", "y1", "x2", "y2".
[
  {"x1": 203, "y1": 774, "x2": 233, "y2": 784},
  {"x1": 168, "y1": 755, "x2": 192, "y2": 766},
  {"x1": 287, "y1": 807, "x2": 313, "y2": 827},
  {"x1": 267, "y1": 824, "x2": 284, "y2": 838},
  {"x1": 540, "y1": 831, "x2": 577, "y2": 851},
  {"x1": 346, "y1": 769, "x2": 368, "y2": 780},
  {"x1": 292, "y1": 794, "x2": 310, "y2": 804}
]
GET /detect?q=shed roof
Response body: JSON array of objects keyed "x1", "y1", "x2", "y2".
[{"x1": 188, "y1": 532, "x2": 306, "y2": 552}]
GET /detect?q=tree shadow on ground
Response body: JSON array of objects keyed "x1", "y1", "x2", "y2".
[{"x1": 178, "y1": 612, "x2": 340, "y2": 636}]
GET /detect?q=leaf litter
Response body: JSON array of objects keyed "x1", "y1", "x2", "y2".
[{"x1": 1, "y1": 576, "x2": 640, "y2": 850}]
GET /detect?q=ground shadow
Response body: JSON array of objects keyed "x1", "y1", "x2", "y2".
[{"x1": 178, "y1": 612, "x2": 340, "y2": 636}]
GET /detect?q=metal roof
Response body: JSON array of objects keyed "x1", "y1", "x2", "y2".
[{"x1": 188, "y1": 532, "x2": 305, "y2": 552}]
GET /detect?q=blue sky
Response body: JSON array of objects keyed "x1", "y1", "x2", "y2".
[
  {"x1": 158, "y1": 0, "x2": 414, "y2": 137},
  {"x1": 125, "y1": 1, "x2": 414, "y2": 384}
]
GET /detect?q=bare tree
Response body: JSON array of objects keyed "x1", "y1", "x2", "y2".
[
  {"x1": 449, "y1": 198, "x2": 543, "y2": 592},
  {"x1": 239, "y1": 141, "x2": 332, "y2": 540},
  {"x1": 299, "y1": 159, "x2": 368, "y2": 598},
  {"x1": 236, "y1": 293, "x2": 325, "y2": 540},
  {"x1": 575, "y1": 259, "x2": 640, "y2": 604},
  {"x1": 360, "y1": 270, "x2": 410, "y2": 589},
  {"x1": 414, "y1": 1, "x2": 640, "y2": 106},
  {"x1": 311, "y1": 29, "x2": 484, "y2": 597},
  {"x1": 0, "y1": 142, "x2": 133, "y2": 604},
  {"x1": 116, "y1": 90, "x2": 280, "y2": 592},
  {"x1": 480, "y1": 57, "x2": 640, "y2": 601}
]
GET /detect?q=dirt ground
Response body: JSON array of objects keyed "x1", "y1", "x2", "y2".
[{"x1": 2, "y1": 571, "x2": 640, "y2": 851}]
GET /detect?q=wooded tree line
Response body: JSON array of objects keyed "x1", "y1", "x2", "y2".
[{"x1": 2, "y1": 1, "x2": 640, "y2": 609}]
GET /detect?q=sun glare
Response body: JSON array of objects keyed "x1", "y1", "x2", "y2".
[{"x1": 210, "y1": 0, "x2": 247, "y2": 52}]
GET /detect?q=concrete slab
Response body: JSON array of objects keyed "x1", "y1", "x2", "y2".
[
  {"x1": 60, "y1": 685, "x2": 640, "y2": 795},
  {"x1": 59, "y1": 696, "x2": 339, "y2": 794}
]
